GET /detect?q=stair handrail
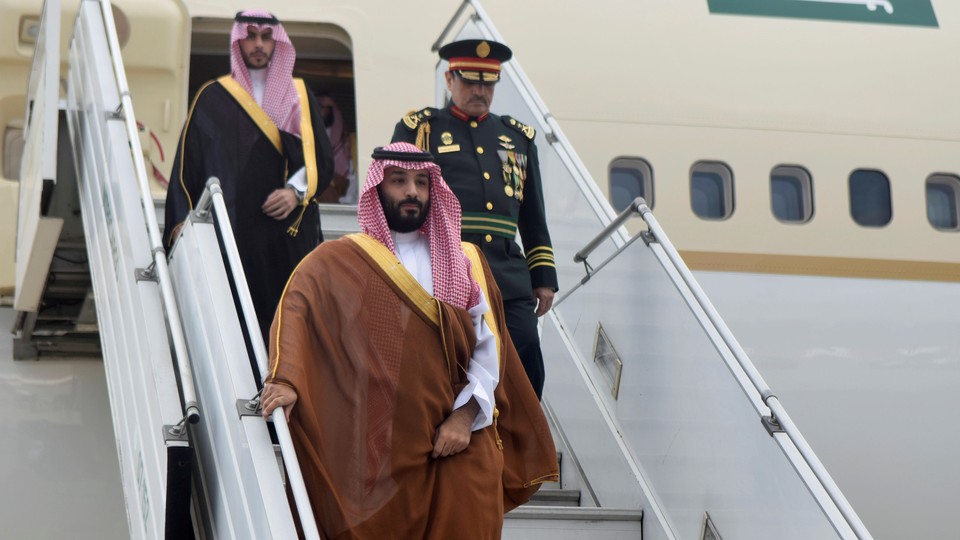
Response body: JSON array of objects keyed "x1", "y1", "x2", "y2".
[
  {"x1": 567, "y1": 195, "x2": 873, "y2": 539},
  {"x1": 552, "y1": 198, "x2": 649, "y2": 308},
  {"x1": 573, "y1": 197, "x2": 645, "y2": 264},
  {"x1": 431, "y1": 0, "x2": 474, "y2": 53},
  {"x1": 95, "y1": 0, "x2": 199, "y2": 425},
  {"x1": 637, "y1": 204, "x2": 873, "y2": 540},
  {"x1": 194, "y1": 178, "x2": 321, "y2": 540}
]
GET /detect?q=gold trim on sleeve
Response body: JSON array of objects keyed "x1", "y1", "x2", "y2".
[
  {"x1": 525, "y1": 246, "x2": 554, "y2": 256},
  {"x1": 527, "y1": 261, "x2": 556, "y2": 270},
  {"x1": 294, "y1": 79, "x2": 318, "y2": 203},
  {"x1": 526, "y1": 253, "x2": 555, "y2": 266},
  {"x1": 270, "y1": 251, "x2": 316, "y2": 381},
  {"x1": 286, "y1": 79, "x2": 319, "y2": 237},
  {"x1": 176, "y1": 79, "x2": 218, "y2": 212}
]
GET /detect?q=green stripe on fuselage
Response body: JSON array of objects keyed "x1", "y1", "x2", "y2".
[{"x1": 707, "y1": 0, "x2": 938, "y2": 28}]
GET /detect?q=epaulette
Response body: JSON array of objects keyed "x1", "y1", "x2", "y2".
[
  {"x1": 502, "y1": 115, "x2": 536, "y2": 140},
  {"x1": 401, "y1": 107, "x2": 439, "y2": 130}
]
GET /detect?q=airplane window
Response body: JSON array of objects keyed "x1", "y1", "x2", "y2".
[
  {"x1": 609, "y1": 157, "x2": 653, "y2": 211},
  {"x1": 849, "y1": 169, "x2": 891, "y2": 227},
  {"x1": 771, "y1": 165, "x2": 813, "y2": 223},
  {"x1": 3, "y1": 124, "x2": 24, "y2": 181},
  {"x1": 691, "y1": 161, "x2": 734, "y2": 220},
  {"x1": 926, "y1": 174, "x2": 960, "y2": 231},
  {"x1": 17, "y1": 16, "x2": 40, "y2": 46}
]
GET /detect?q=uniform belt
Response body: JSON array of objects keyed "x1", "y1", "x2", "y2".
[{"x1": 462, "y1": 213, "x2": 517, "y2": 239}]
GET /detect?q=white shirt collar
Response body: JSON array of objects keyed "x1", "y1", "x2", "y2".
[
  {"x1": 390, "y1": 230, "x2": 432, "y2": 295},
  {"x1": 391, "y1": 230, "x2": 422, "y2": 245},
  {"x1": 249, "y1": 68, "x2": 267, "y2": 106}
]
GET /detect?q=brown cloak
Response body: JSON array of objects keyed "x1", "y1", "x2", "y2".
[{"x1": 267, "y1": 233, "x2": 557, "y2": 539}]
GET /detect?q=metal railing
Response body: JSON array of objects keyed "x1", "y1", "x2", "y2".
[
  {"x1": 571, "y1": 197, "x2": 873, "y2": 540},
  {"x1": 98, "y1": 0, "x2": 199, "y2": 425},
  {"x1": 195, "y1": 178, "x2": 321, "y2": 540}
]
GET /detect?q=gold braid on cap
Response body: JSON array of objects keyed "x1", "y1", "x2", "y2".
[{"x1": 415, "y1": 121, "x2": 431, "y2": 152}]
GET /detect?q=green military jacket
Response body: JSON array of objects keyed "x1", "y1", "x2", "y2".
[{"x1": 392, "y1": 105, "x2": 558, "y2": 301}]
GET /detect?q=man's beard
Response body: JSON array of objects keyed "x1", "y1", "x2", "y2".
[
  {"x1": 380, "y1": 191, "x2": 430, "y2": 233},
  {"x1": 243, "y1": 50, "x2": 269, "y2": 69}
]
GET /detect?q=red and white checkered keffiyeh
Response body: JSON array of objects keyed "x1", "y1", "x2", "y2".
[
  {"x1": 230, "y1": 9, "x2": 302, "y2": 135},
  {"x1": 359, "y1": 142, "x2": 481, "y2": 311}
]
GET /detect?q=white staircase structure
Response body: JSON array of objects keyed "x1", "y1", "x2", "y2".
[
  {"x1": 12, "y1": 0, "x2": 874, "y2": 538},
  {"x1": 15, "y1": 0, "x2": 199, "y2": 536}
]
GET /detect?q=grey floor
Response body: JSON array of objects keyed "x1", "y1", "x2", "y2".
[{"x1": 0, "y1": 307, "x2": 128, "y2": 539}]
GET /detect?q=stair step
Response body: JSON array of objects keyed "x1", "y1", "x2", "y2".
[
  {"x1": 14, "y1": 334, "x2": 102, "y2": 359},
  {"x1": 504, "y1": 507, "x2": 643, "y2": 540},
  {"x1": 528, "y1": 488, "x2": 581, "y2": 507},
  {"x1": 539, "y1": 479, "x2": 562, "y2": 491},
  {"x1": 507, "y1": 506, "x2": 642, "y2": 521}
]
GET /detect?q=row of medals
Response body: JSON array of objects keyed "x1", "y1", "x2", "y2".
[
  {"x1": 440, "y1": 130, "x2": 524, "y2": 201},
  {"x1": 500, "y1": 147, "x2": 525, "y2": 202}
]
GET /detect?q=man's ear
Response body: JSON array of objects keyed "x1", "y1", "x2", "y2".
[{"x1": 444, "y1": 71, "x2": 454, "y2": 90}]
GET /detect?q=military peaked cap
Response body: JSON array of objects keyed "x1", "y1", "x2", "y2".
[{"x1": 439, "y1": 39, "x2": 513, "y2": 84}]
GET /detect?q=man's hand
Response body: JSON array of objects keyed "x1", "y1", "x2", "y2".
[
  {"x1": 533, "y1": 287, "x2": 555, "y2": 317},
  {"x1": 262, "y1": 187, "x2": 300, "y2": 220},
  {"x1": 432, "y1": 399, "x2": 479, "y2": 458},
  {"x1": 261, "y1": 382, "x2": 298, "y2": 422},
  {"x1": 167, "y1": 222, "x2": 185, "y2": 247}
]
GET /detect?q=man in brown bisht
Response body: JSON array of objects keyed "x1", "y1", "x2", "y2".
[{"x1": 260, "y1": 141, "x2": 558, "y2": 539}]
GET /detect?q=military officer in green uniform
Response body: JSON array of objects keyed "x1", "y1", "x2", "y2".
[{"x1": 392, "y1": 39, "x2": 557, "y2": 399}]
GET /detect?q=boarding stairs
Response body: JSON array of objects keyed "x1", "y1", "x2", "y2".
[
  {"x1": 11, "y1": 7, "x2": 99, "y2": 360},
  {"x1": 13, "y1": 0, "x2": 873, "y2": 539},
  {"x1": 15, "y1": 1, "x2": 201, "y2": 537}
]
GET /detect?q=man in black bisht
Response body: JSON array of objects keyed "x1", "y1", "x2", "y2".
[
  {"x1": 391, "y1": 39, "x2": 557, "y2": 399},
  {"x1": 164, "y1": 9, "x2": 333, "y2": 345}
]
